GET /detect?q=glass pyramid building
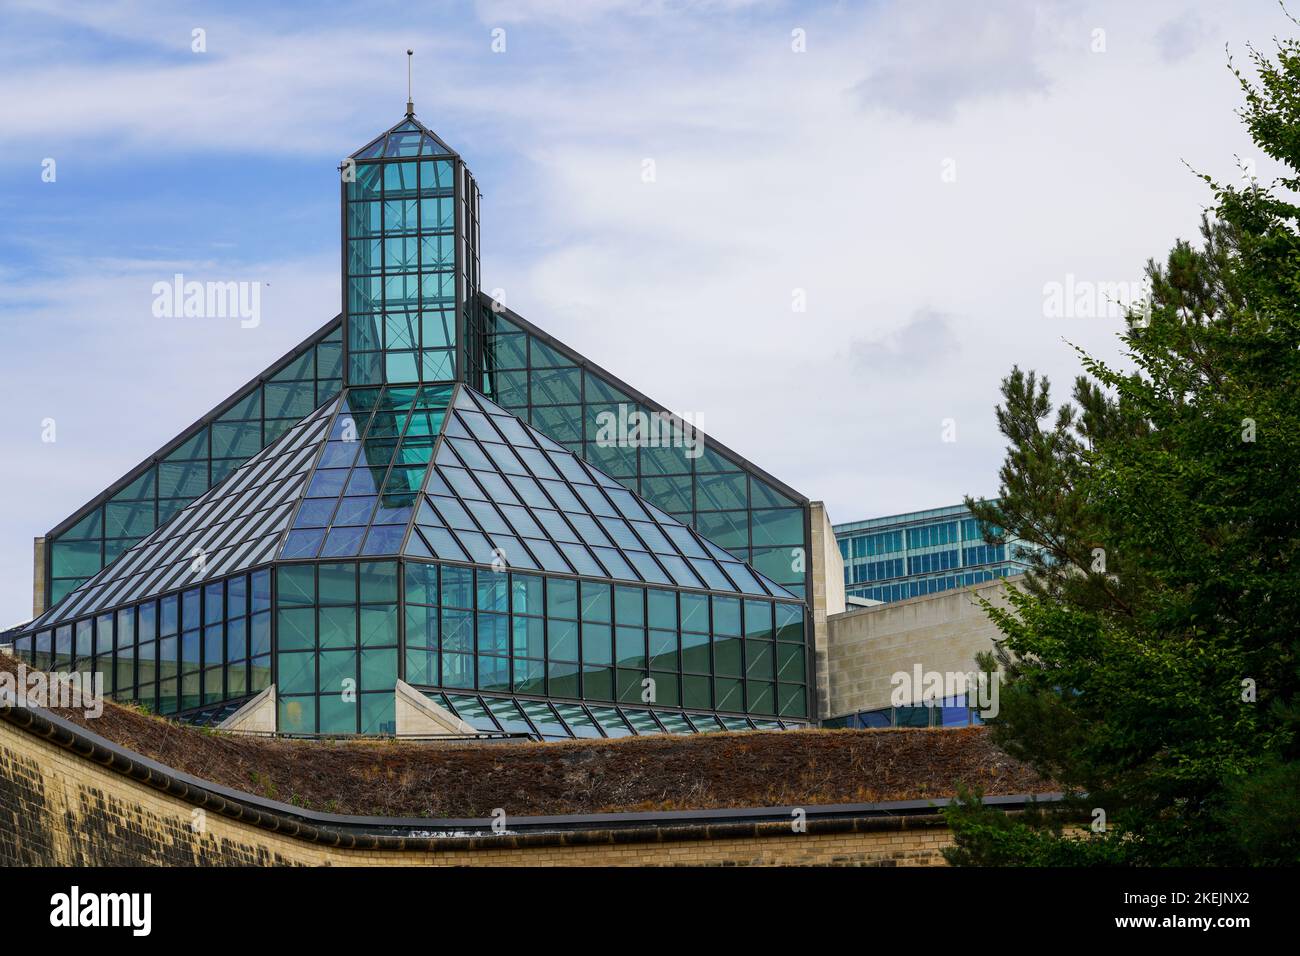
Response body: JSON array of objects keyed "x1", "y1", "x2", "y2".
[{"x1": 13, "y1": 106, "x2": 813, "y2": 739}]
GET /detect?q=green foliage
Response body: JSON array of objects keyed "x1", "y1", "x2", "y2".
[
  {"x1": 942, "y1": 788, "x2": 1128, "y2": 867},
  {"x1": 955, "y1": 19, "x2": 1300, "y2": 865}
]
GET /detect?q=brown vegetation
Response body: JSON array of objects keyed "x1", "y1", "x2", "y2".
[{"x1": 2, "y1": 654, "x2": 1051, "y2": 818}]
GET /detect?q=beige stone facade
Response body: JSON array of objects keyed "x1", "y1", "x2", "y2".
[
  {"x1": 824, "y1": 576, "x2": 1021, "y2": 718},
  {"x1": 31, "y1": 537, "x2": 45, "y2": 621},
  {"x1": 809, "y1": 502, "x2": 845, "y2": 720}
]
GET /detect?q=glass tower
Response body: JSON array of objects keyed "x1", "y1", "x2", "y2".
[
  {"x1": 17, "y1": 106, "x2": 815, "y2": 740},
  {"x1": 343, "y1": 112, "x2": 480, "y2": 387}
]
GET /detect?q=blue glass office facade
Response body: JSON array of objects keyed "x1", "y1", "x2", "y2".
[
  {"x1": 834, "y1": 504, "x2": 1031, "y2": 604},
  {"x1": 821, "y1": 693, "x2": 984, "y2": 729}
]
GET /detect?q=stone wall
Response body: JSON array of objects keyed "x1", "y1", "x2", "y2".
[
  {"x1": 809, "y1": 502, "x2": 846, "y2": 720},
  {"x1": 0, "y1": 711, "x2": 958, "y2": 867},
  {"x1": 825, "y1": 577, "x2": 1021, "y2": 717},
  {"x1": 32, "y1": 536, "x2": 45, "y2": 620}
]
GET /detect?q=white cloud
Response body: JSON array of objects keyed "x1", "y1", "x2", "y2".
[
  {"x1": 0, "y1": 5, "x2": 466, "y2": 158},
  {"x1": 853, "y1": 0, "x2": 1055, "y2": 121},
  {"x1": 472, "y1": 0, "x2": 766, "y2": 25},
  {"x1": 477, "y1": 0, "x2": 1278, "y2": 530}
]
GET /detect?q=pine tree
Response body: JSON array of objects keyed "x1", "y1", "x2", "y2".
[{"x1": 947, "y1": 25, "x2": 1300, "y2": 866}]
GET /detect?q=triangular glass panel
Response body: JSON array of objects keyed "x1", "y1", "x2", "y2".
[
  {"x1": 350, "y1": 115, "x2": 459, "y2": 160},
  {"x1": 33, "y1": 397, "x2": 342, "y2": 627},
  {"x1": 404, "y1": 385, "x2": 796, "y2": 600},
  {"x1": 279, "y1": 385, "x2": 454, "y2": 560}
]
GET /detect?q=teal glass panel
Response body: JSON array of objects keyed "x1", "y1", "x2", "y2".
[
  {"x1": 319, "y1": 694, "x2": 357, "y2": 734},
  {"x1": 582, "y1": 622, "x2": 612, "y2": 665},
  {"x1": 777, "y1": 643, "x2": 806, "y2": 683},
  {"x1": 278, "y1": 696, "x2": 315, "y2": 733},
  {"x1": 278, "y1": 653, "x2": 315, "y2": 694},
  {"x1": 514, "y1": 657, "x2": 545, "y2": 695},
  {"x1": 318, "y1": 562, "x2": 357, "y2": 605},
  {"x1": 277, "y1": 608, "x2": 315, "y2": 651},
  {"x1": 776, "y1": 604, "x2": 804, "y2": 642},
  {"x1": 319, "y1": 606, "x2": 357, "y2": 648},
  {"x1": 778, "y1": 683, "x2": 808, "y2": 718},
  {"x1": 361, "y1": 647, "x2": 398, "y2": 690},
  {"x1": 318, "y1": 649, "x2": 357, "y2": 694},
  {"x1": 747, "y1": 681, "x2": 775, "y2": 715},
  {"x1": 744, "y1": 599, "x2": 773, "y2": 640},
  {"x1": 511, "y1": 615, "x2": 544, "y2": 659},
  {"x1": 547, "y1": 578, "x2": 577, "y2": 619},
  {"x1": 360, "y1": 561, "x2": 398, "y2": 603},
  {"x1": 360, "y1": 606, "x2": 398, "y2": 646},
  {"x1": 278, "y1": 565, "x2": 316, "y2": 606},
  {"x1": 714, "y1": 677, "x2": 743, "y2": 712},
  {"x1": 361, "y1": 692, "x2": 396, "y2": 733},
  {"x1": 582, "y1": 664, "x2": 613, "y2": 701},
  {"x1": 405, "y1": 602, "x2": 437, "y2": 647},
  {"x1": 547, "y1": 619, "x2": 578, "y2": 661},
  {"x1": 712, "y1": 596, "x2": 741, "y2": 636},
  {"x1": 548, "y1": 661, "x2": 580, "y2": 698},
  {"x1": 751, "y1": 508, "x2": 805, "y2": 547},
  {"x1": 745, "y1": 640, "x2": 773, "y2": 681},
  {"x1": 406, "y1": 646, "x2": 438, "y2": 685},
  {"x1": 51, "y1": 541, "x2": 100, "y2": 578}
]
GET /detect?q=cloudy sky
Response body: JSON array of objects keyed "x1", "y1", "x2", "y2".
[{"x1": 0, "y1": 0, "x2": 1285, "y2": 622}]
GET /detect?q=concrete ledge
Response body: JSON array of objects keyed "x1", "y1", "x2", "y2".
[
  {"x1": 394, "y1": 680, "x2": 476, "y2": 736},
  {"x1": 218, "y1": 685, "x2": 276, "y2": 734}
]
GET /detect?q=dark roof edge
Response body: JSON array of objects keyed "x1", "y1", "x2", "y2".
[
  {"x1": 44, "y1": 315, "x2": 343, "y2": 544},
  {"x1": 0, "y1": 701, "x2": 1067, "y2": 854},
  {"x1": 480, "y1": 293, "x2": 811, "y2": 508}
]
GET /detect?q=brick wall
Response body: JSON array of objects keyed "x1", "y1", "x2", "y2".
[{"x1": 0, "y1": 714, "x2": 956, "y2": 867}]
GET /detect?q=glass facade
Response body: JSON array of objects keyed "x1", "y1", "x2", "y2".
[
  {"x1": 281, "y1": 385, "x2": 451, "y2": 560},
  {"x1": 44, "y1": 323, "x2": 343, "y2": 606},
  {"x1": 11, "y1": 568, "x2": 273, "y2": 716},
  {"x1": 17, "y1": 109, "x2": 813, "y2": 738},
  {"x1": 32, "y1": 400, "x2": 337, "y2": 628},
  {"x1": 406, "y1": 387, "x2": 793, "y2": 598},
  {"x1": 345, "y1": 118, "x2": 479, "y2": 387},
  {"x1": 823, "y1": 694, "x2": 984, "y2": 730},
  {"x1": 834, "y1": 504, "x2": 1033, "y2": 604},
  {"x1": 276, "y1": 560, "x2": 400, "y2": 734},
  {"x1": 12, "y1": 553, "x2": 806, "y2": 727},
  {"x1": 471, "y1": 303, "x2": 809, "y2": 599},
  {"x1": 18, "y1": 376, "x2": 809, "y2": 731},
  {"x1": 401, "y1": 561, "x2": 805, "y2": 719}
]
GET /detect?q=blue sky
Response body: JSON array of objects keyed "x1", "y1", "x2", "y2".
[{"x1": 0, "y1": 0, "x2": 1287, "y2": 623}]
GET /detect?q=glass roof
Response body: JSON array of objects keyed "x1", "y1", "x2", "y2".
[
  {"x1": 279, "y1": 384, "x2": 452, "y2": 560},
  {"x1": 404, "y1": 386, "x2": 797, "y2": 600},
  {"x1": 34, "y1": 398, "x2": 340, "y2": 627},
  {"x1": 350, "y1": 117, "x2": 457, "y2": 160},
  {"x1": 426, "y1": 691, "x2": 800, "y2": 740},
  {"x1": 24, "y1": 380, "x2": 794, "y2": 633}
]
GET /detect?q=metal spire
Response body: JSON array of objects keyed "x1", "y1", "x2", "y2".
[{"x1": 406, "y1": 49, "x2": 414, "y2": 116}]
